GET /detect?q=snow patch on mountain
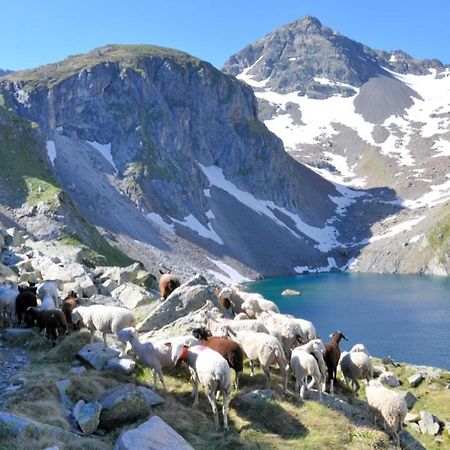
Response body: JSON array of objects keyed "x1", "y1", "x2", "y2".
[
  {"x1": 171, "y1": 213, "x2": 223, "y2": 245},
  {"x1": 207, "y1": 258, "x2": 251, "y2": 284},
  {"x1": 86, "y1": 141, "x2": 118, "y2": 173},
  {"x1": 294, "y1": 256, "x2": 337, "y2": 274},
  {"x1": 146, "y1": 213, "x2": 175, "y2": 234},
  {"x1": 236, "y1": 56, "x2": 269, "y2": 88},
  {"x1": 46, "y1": 140, "x2": 57, "y2": 166},
  {"x1": 199, "y1": 163, "x2": 339, "y2": 252}
]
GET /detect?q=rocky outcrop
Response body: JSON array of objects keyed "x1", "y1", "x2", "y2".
[{"x1": 114, "y1": 415, "x2": 194, "y2": 450}]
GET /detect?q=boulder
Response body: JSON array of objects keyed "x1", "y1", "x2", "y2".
[
  {"x1": 401, "y1": 391, "x2": 417, "y2": 410},
  {"x1": 241, "y1": 389, "x2": 280, "y2": 403},
  {"x1": 137, "y1": 276, "x2": 213, "y2": 332},
  {"x1": 114, "y1": 415, "x2": 193, "y2": 450},
  {"x1": 105, "y1": 357, "x2": 136, "y2": 375},
  {"x1": 73, "y1": 400, "x2": 102, "y2": 435},
  {"x1": 418, "y1": 411, "x2": 440, "y2": 436},
  {"x1": 112, "y1": 283, "x2": 154, "y2": 309},
  {"x1": 405, "y1": 412, "x2": 420, "y2": 423},
  {"x1": 372, "y1": 365, "x2": 387, "y2": 377},
  {"x1": 100, "y1": 278, "x2": 119, "y2": 295},
  {"x1": 378, "y1": 371, "x2": 400, "y2": 387},
  {"x1": 0, "y1": 262, "x2": 17, "y2": 281},
  {"x1": 55, "y1": 379, "x2": 71, "y2": 408},
  {"x1": 75, "y1": 274, "x2": 97, "y2": 298},
  {"x1": 408, "y1": 373, "x2": 424, "y2": 388},
  {"x1": 5, "y1": 228, "x2": 26, "y2": 246},
  {"x1": 77, "y1": 343, "x2": 120, "y2": 370},
  {"x1": 98, "y1": 384, "x2": 164, "y2": 430}
]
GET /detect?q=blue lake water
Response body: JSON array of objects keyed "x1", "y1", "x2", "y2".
[{"x1": 245, "y1": 273, "x2": 450, "y2": 370}]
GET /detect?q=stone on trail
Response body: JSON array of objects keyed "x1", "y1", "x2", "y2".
[
  {"x1": 114, "y1": 415, "x2": 193, "y2": 450},
  {"x1": 401, "y1": 391, "x2": 417, "y2": 410},
  {"x1": 98, "y1": 384, "x2": 164, "y2": 430},
  {"x1": 112, "y1": 282, "x2": 154, "y2": 309},
  {"x1": 77, "y1": 343, "x2": 120, "y2": 370},
  {"x1": 408, "y1": 373, "x2": 423, "y2": 388},
  {"x1": 418, "y1": 410, "x2": 440, "y2": 436},
  {"x1": 73, "y1": 399, "x2": 102, "y2": 435},
  {"x1": 105, "y1": 357, "x2": 136, "y2": 374}
]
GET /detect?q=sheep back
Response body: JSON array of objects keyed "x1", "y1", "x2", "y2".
[{"x1": 159, "y1": 273, "x2": 181, "y2": 299}]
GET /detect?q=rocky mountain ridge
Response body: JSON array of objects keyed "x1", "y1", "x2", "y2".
[
  {"x1": 223, "y1": 16, "x2": 450, "y2": 276},
  {"x1": 0, "y1": 44, "x2": 381, "y2": 279}
]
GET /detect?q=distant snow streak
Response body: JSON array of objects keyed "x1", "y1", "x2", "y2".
[
  {"x1": 46, "y1": 140, "x2": 57, "y2": 166},
  {"x1": 86, "y1": 141, "x2": 118, "y2": 173},
  {"x1": 146, "y1": 213, "x2": 175, "y2": 234},
  {"x1": 199, "y1": 163, "x2": 338, "y2": 252},
  {"x1": 171, "y1": 214, "x2": 223, "y2": 245},
  {"x1": 207, "y1": 258, "x2": 251, "y2": 284}
]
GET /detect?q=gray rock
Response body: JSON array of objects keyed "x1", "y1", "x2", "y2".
[
  {"x1": 98, "y1": 384, "x2": 164, "y2": 430},
  {"x1": 418, "y1": 411, "x2": 440, "y2": 436},
  {"x1": 382, "y1": 356, "x2": 396, "y2": 366},
  {"x1": 378, "y1": 371, "x2": 400, "y2": 387},
  {"x1": 402, "y1": 391, "x2": 417, "y2": 410},
  {"x1": 114, "y1": 415, "x2": 193, "y2": 450},
  {"x1": 241, "y1": 389, "x2": 280, "y2": 403},
  {"x1": 100, "y1": 278, "x2": 119, "y2": 295},
  {"x1": 400, "y1": 430, "x2": 427, "y2": 450},
  {"x1": 105, "y1": 357, "x2": 136, "y2": 374},
  {"x1": 70, "y1": 366, "x2": 87, "y2": 375},
  {"x1": 77, "y1": 343, "x2": 120, "y2": 370},
  {"x1": 73, "y1": 400, "x2": 102, "y2": 435},
  {"x1": 408, "y1": 373, "x2": 424, "y2": 388},
  {"x1": 405, "y1": 412, "x2": 420, "y2": 423},
  {"x1": 55, "y1": 379, "x2": 71, "y2": 408},
  {"x1": 112, "y1": 283, "x2": 154, "y2": 309},
  {"x1": 137, "y1": 276, "x2": 212, "y2": 332}
]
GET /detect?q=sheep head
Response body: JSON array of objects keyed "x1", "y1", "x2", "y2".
[
  {"x1": 117, "y1": 327, "x2": 138, "y2": 343},
  {"x1": 171, "y1": 343, "x2": 189, "y2": 364}
]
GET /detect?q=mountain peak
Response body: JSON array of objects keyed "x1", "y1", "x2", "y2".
[{"x1": 292, "y1": 15, "x2": 324, "y2": 32}]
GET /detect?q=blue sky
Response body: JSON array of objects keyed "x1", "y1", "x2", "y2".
[{"x1": 1, "y1": 0, "x2": 449, "y2": 71}]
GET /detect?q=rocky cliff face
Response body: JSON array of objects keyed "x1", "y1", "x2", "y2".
[
  {"x1": 223, "y1": 16, "x2": 450, "y2": 275},
  {"x1": 0, "y1": 44, "x2": 366, "y2": 279}
]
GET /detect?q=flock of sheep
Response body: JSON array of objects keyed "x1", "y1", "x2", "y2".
[{"x1": 0, "y1": 275, "x2": 407, "y2": 443}]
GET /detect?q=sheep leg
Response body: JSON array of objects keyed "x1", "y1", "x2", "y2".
[
  {"x1": 89, "y1": 329, "x2": 95, "y2": 348},
  {"x1": 102, "y1": 332, "x2": 107, "y2": 351},
  {"x1": 156, "y1": 367, "x2": 168, "y2": 393},
  {"x1": 222, "y1": 388, "x2": 230, "y2": 430},
  {"x1": 234, "y1": 370, "x2": 240, "y2": 390},
  {"x1": 329, "y1": 378, "x2": 334, "y2": 395},
  {"x1": 278, "y1": 359, "x2": 288, "y2": 394},
  {"x1": 261, "y1": 364, "x2": 271, "y2": 390},
  {"x1": 316, "y1": 376, "x2": 322, "y2": 402},
  {"x1": 295, "y1": 378, "x2": 300, "y2": 402},
  {"x1": 205, "y1": 389, "x2": 220, "y2": 431},
  {"x1": 249, "y1": 360, "x2": 255, "y2": 377},
  {"x1": 118, "y1": 340, "x2": 127, "y2": 358},
  {"x1": 300, "y1": 381, "x2": 306, "y2": 400}
]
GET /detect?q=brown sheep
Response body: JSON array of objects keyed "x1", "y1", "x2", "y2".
[
  {"x1": 192, "y1": 327, "x2": 244, "y2": 389},
  {"x1": 25, "y1": 307, "x2": 69, "y2": 346},
  {"x1": 158, "y1": 270, "x2": 181, "y2": 300},
  {"x1": 324, "y1": 331, "x2": 348, "y2": 394},
  {"x1": 62, "y1": 290, "x2": 79, "y2": 331}
]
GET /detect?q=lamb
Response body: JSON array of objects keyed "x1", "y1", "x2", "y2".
[
  {"x1": 215, "y1": 287, "x2": 245, "y2": 315},
  {"x1": 25, "y1": 307, "x2": 68, "y2": 345},
  {"x1": 203, "y1": 310, "x2": 269, "y2": 337},
  {"x1": 290, "y1": 343, "x2": 323, "y2": 402},
  {"x1": 295, "y1": 339, "x2": 327, "y2": 384},
  {"x1": 15, "y1": 284, "x2": 38, "y2": 326},
  {"x1": 62, "y1": 290, "x2": 79, "y2": 330},
  {"x1": 222, "y1": 327, "x2": 287, "y2": 393},
  {"x1": 71, "y1": 305, "x2": 135, "y2": 356},
  {"x1": 118, "y1": 327, "x2": 169, "y2": 392},
  {"x1": 192, "y1": 327, "x2": 244, "y2": 389},
  {"x1": 37, "y1": 280, "x2": 63, "y2": 308},
  {"x1": 171, "y1": 342, "x2": 232, "y2": 430},
  {"x1": 158, "y1": 270, "x2": 181, "y2": 300},
  {"x1": 323, "y1": 331, "x2": 348, "y2": 394},
  {"x1": 339, "y1": 344, "x2": 373, "y2": 393},
  {"x1": 365, "y1": 380, "x2": 407, "y2": 443}
]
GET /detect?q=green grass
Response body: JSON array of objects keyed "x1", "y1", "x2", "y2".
[
  {"x1": 427, "y1": 206, "x2": 450, "y2": 265},
  {"x1": 0, "y1": 106, "x2": 61, "y2": 207}
]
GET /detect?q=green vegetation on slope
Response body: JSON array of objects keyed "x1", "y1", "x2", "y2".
[
  {"x1": 0, "y1": 106, "x2": 60, "y2": 207},
  {"x1": 427, "y1": 206, "x2": 450, "y2": 265}
]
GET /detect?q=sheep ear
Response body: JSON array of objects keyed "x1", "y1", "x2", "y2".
[{"x1": 164, "y1": 342, "x2": 172, "y2": 348}]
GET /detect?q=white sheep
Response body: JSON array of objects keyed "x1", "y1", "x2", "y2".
[
  {"x1": 240, "y1": 296, "x2": 280, "y2": 319},
  {"x1": 0, "y1": 285, "x2": 18, "y2": 324},
  {"x1": 365, "y1": 380, "x2": 407, "y2": 443},
  {"x1": 71, "y1": 305, "x2": 135, "y2": 356},
  {"x1": 224, "y1": 327, "x2": 287, "y2": 393},
  {"x1": 290, "y1": 344, "x2": 323, "y2": 402},
  {"x1": 339, "y1": 349, "x2": 373, "y2": 393},
  {"x1": 256, "y1": 311, "x2": 304, "y2": 359},
  {"x1": 37, "y1": 280, "x2": 63, "y2": 308},
  {"x1": 171, "y1": 342, "x2": 231, "y2": 430},
  {"x1": 203, "y1": 310, "x2": 269, "y2": 336},
  {"x1": 295, "y1": 339, "x2": 327, "y2": 384},
  {"x1": 118, "y1": 327, "x2": 169, "y2": 392}
]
